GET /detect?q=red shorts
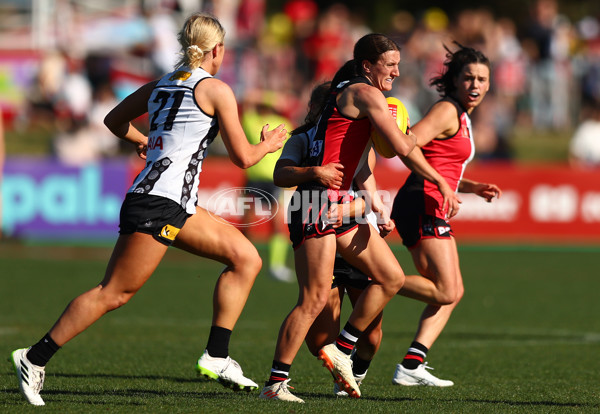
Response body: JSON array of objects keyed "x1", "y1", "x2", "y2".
[{"x1": 394, "y1": 213, "x2": 453, "y2": 248}]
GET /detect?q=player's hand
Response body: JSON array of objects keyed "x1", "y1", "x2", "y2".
[
  {"x1": 136, "y1": 143, "x2": 148, "y2": 160},
  {"x1": 373, "y1": 203, "x2": 394, "y2": 237},
  {"x1": 439, "y1": 181, "x2": 461, "y2": 219},
  {"x1": 315, "y1": 163, "x2": 344, "y2": 189},
  {"x1": 326, "y1": 203, "x2": 343, "y2": 228},
  {"x1": 260, "y1": 123, "x2": 287, "y2": 153},
  {"x1": 474, "y1": 182, "x2": 502, "y2": 202},
  {"x1": 378, "y1": 218, "x2": 395, "y2": 238}
]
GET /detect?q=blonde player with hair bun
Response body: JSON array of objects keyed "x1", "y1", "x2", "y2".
[{"x1": 11, "y1": 12, "x2": 287, "y2": 406}]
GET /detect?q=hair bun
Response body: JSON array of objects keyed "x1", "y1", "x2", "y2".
[{"x1": 187, "y1": 45, "x2": 204, "y2": 62}]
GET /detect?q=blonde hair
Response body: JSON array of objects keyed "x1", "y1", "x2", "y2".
[{"x1": 175, "y1": 13, "x2": 226, "y2": 70}]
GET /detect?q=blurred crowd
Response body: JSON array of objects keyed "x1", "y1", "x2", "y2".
[{"x1": 4, "y1": 0, "x2": 600, "y2": 165}]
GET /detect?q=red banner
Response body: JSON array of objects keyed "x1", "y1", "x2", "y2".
[
  {"x1": 374, "y1": 158, "x2": 600, "y2": 244},
  {"x1": 154, "y1": 157, "x2": 600, "y2": 244}
]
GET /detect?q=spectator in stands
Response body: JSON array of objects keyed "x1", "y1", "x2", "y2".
[{"x1": 569, "y1": 98, "x2": 600, "y2": 168}]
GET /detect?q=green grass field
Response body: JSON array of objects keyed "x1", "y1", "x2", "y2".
[{"x1": 1, "y1": 242, "x2": 599, "y2": 413}]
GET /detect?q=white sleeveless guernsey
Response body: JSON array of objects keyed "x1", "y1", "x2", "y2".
[{"x1": 128, "y1": 66, "x2": 219, "y2": 214}]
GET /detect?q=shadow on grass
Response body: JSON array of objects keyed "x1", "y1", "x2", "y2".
[
  {"x1": 447, "y1": 397, "x2": 598, "y2": 410},
  {"x1": 5, "y1": 389, "x2": 257, "y2": 406},
  {"x1": 5, "y1": 387, "x2": 598, "y2": 410},
  {"x1": 299, "y1": 391, "x2": 416, "y2": 402},
  {"x1": 4, "y1": 372, "x2": 597, "y2": 409},
  {"x1": 50, "y1": 372, "x2": 205, "y2": 383},
  {"x1": 293, "y1": 391, "x2": 598, "y2": 409}
]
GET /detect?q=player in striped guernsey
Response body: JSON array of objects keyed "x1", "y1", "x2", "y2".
[{"x1": 10, "y1": 13, "x2": 287, "y2": 406}]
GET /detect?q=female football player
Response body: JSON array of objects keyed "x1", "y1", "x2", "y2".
[
  {"x1": 11, "y1": 12, "x2": 287, "y2": 406},
  {"x1": 390, "y1": 43, "x2": 501, "y2": 387},
  {"x1": 259, "y1": 34, "x2": 458, "y2": 403}
]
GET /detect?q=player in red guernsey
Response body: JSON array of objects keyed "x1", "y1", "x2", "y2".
[
  {"x1": 390, "y1": 43, "x2": 502, "y2": 386},
  {"x1": 260, "y1": 34, "x2": 457, "y2": 403}
]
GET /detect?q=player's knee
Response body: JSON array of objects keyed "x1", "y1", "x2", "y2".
[
  {"x1": 455, "y1": 283, "x2": 465, "y2": 304},
  {"x1": 231, "y1": 244, "x2": 262, "y2": 276},
  {"x1": 436, "y1": 283, "x2": 463, "y2": 305},
  {"x1": 103, "y1": 291, "x2": 135, "y2": 312},
  {"x1": 385, "y1": 272, "x2": 405, "y2": 295},
  {"x1": 435, "y1": 289, "x2": 456, "y2": 305},
  {"x1": 302, "y1": 291, "x2": 330, "y2": 320}
]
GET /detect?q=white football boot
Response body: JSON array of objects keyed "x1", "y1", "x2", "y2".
[
  {"x1": 318, "y1": 343, "x2": 361, "y2": 398},
  {"x1": 334, "y1": 370, "x2": 366, "y2": 397},
  {"x1": 392, "y1": 362, "x2": 454, "y2": 387},
  {"x1": 11, "y1": 348, "x2": 46, "y2": 406},
  {"x1": 259, "y1": 379, "x2": 304, "y2": 403},
  {"x1": 195, "y1": 350, "x2": 258, "y2": 391}
]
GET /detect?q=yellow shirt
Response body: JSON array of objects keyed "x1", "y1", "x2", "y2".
[{"x1": 241, "y1": 110, "x2": 291, "y2": 182}]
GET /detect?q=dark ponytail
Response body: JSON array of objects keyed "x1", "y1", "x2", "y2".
[{"x1": 291, "y1": 81, "x2": 332, "y2": 135}]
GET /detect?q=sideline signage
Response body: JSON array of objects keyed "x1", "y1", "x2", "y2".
[
  {"x1": 2, "y1": 157, "x2": 600, "y2": 244},
  {"x1": 2, "y1": 158, "x2": 128, "y2": 239}
]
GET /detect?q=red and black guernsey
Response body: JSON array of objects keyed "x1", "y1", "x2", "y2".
[
  {"x1": 397, "y1": 97, "x2": 475, "y2": 219},
  {"x1": 303, "y1": 77, "x2": 373, "y2": 201}
]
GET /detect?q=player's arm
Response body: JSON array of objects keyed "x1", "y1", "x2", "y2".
[
  {"x1": 400, "y1": 144, "x2": 459, "y2": 218},
  {"x1": 273, "y1": 159, "x2": 344, "y2": 189},
  {"x1": 273, "y1": 133, "x2": 344, "y2": 188},
  {"x1": 354, "y1": 148, "x2": 395, "y2": 236},
  {"x1": 199, "y1": 78, "x2": 287, "y2": 168},
  {"x1": 104, "y1": 80, "x2": 158, "y2": 159},
  {"x1": 400, "y1": 102, "x2": 462, "y2": 218},
  {"x1": 355, "y1": 85, "x2": 416, "y2": 157}
]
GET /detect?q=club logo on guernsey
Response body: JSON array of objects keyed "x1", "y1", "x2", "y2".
[
  {"x1": 169, "y1": 71, "x2": 191, "y2": 81},
  {"x1": 160, "y1": 224, "x2": 180, "y2": 241},
  {"x1": 309, "y1": 140, "x2": 323, "y2": 157}
]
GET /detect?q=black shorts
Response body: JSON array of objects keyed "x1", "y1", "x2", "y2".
[
  {"x1": 332, "y1": 255, "x2": 371, "y2": 290},
  {"x1": 391, "y1": 185, "x2": 453, "y2": 248},
  {"x1": 287, "y1": 187, "x2": 359, "y2": 249},
  {"x1": 393, "y1": 212, "x2": 453, "y2": 248},
  {"x1": 119, "y1": 193, "x2": 190, "y2": 246}
]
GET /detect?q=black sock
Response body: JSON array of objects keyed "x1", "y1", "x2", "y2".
[
  {"x1": 267, "y1": 360, "x2": 290, "y2": 385},
  {"x1": 335, "y1": 322, "x2": 363, "y2": 355},
  {"x1": 352, "y1": 353, "x2": 371, "y2": 377},
  {"x1": 26, "y1": 333, "x2": 60, "y2": 367},
  {"x1": 401, "y1": 341, "x2": 428, "y2": 370},
  {"x1": 205, "y1": 326, "x2": 231, "y2": 358}
]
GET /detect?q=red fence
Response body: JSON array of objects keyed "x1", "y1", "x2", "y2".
[
  {"x1": 373, "y1": 158, "x2": 600, "y2": 244},
  {"x1": 198, "y1": 157, "x2": 600, "y2": 244},
  {"x1": 3, "y1": 156, "x2": 600, "y2": 244}
]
